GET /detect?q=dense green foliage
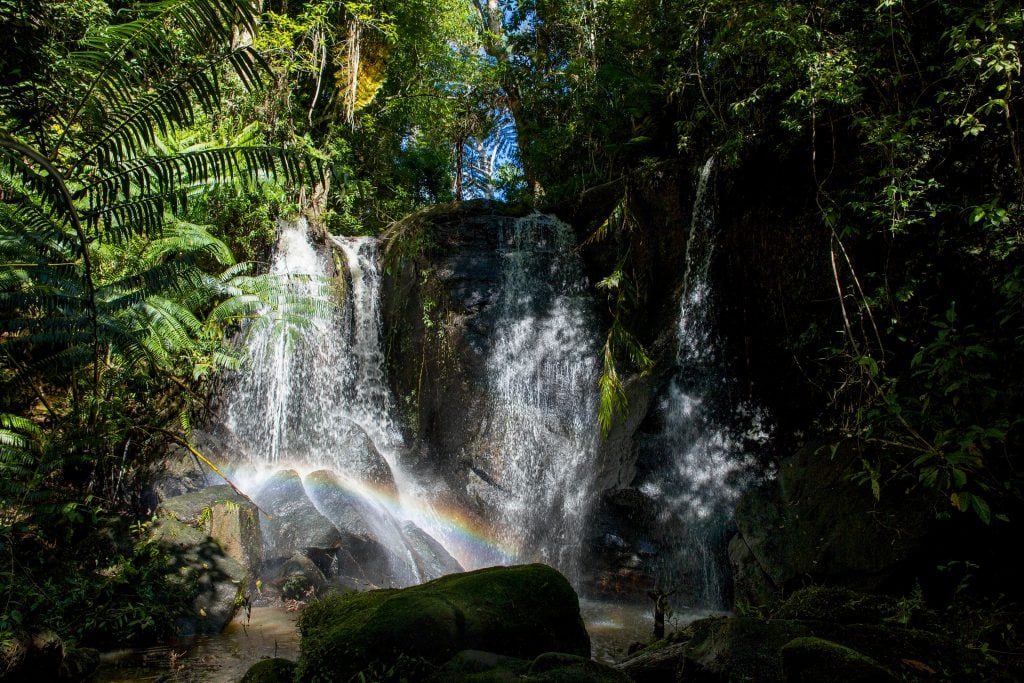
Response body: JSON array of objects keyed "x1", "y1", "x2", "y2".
[
  {"x1": 483, "y1": 0, "x2": 1023, "y2": 526},
  {"x1": 0, "y1": 0, "x2": 317, "y2": 648}
]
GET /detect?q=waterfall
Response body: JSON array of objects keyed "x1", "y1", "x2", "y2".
[
  {"x1": 221, "y1": 220, "x2": 396, "y2": 475},
  {"x1": 217, "y1": 219, "x2": 338, "y2": 465},
  {"x1": 330, "y1": 236, "x2": 402, "y2": 451},
  {"x1": 637, "y1": 159, "x2": 766, "y2": 607},
  {"x1": 482, "y1": 213, "x2": 601, "y2": 579},
  {"x1": 215, "y1": 218, "x2": 461, "y2": 588}
]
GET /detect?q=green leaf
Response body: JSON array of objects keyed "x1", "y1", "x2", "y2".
[
  {"x1": 858, "y1": 355, "x2": 879, "y2": 377},
  {"x1": 970, "y1": 495, "x2": 991, "y2": 525}
]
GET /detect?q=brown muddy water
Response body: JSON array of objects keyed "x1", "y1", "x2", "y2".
[{"x1": 90, "y1": 607, "x2": 300, "y2": 682}]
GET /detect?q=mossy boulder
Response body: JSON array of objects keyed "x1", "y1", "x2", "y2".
[
  {"x1": 729, "y1": 440, "x2": 940, "y2": 604},
  {"x1": 781, "y1": 636, "x2": 896, "y2": 682},
  {"x1": 241, "y1": 657, "x2": 298, "y2": 682},
  {"x1": 295, "y1": 564, "x2": 590, "y2": 682}
]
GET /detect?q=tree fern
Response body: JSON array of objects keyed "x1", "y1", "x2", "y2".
[{"x1": 0, "y1": 0, "x2": 319, "y2": 509}]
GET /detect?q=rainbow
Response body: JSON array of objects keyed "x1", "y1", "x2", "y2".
[{"x1": 229, "y1": 461, "x2": 520, "y2": 572}]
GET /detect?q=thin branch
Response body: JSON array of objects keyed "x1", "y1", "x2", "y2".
[{"x1": 156, "y1": 429, "x2": 272, "y2": 518}]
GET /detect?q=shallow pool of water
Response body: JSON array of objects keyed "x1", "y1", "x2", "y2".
[
  {"x1": 89, "y1": 598, "x2": 723, "y2": 679},
  {"x1": 90, "y1": 607, "x2": 300, "y2": 682},
  {"x1": 580, "y1": 599, "x2": 723, "y2": 663}
]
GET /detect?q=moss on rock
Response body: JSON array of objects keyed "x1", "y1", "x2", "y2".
[
  {"x1": 241, "y1": 657, "x2": 298, "y2": 682},
  {"x1": 781, "y1": 636, "x2": 896, "y2": 682},
  {"x1": 775, "y1": 585, "x2": 897, "y2": 624},
  {"x1": 295, "y1": 564, "x2": 590, "y2": 682}
]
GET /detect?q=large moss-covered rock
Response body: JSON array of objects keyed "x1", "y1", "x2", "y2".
[
  {"x1": 295, "y1": 564, "x2": 590, "y2": 682},
  {"x1": 240, "y1": 657, "x2": 297, "y2": 683},
  {"x1": 729, "y1": 440, "x2": 940, "y2": 604}
]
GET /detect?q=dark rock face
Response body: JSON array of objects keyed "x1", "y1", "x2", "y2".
[
  {"x1": 381, "y1": 206, "x2": 656, "y2": 582},
  {"x1": 383, "y1": 209, "x2": 633, "y2": 498},
  {"x1": 295, "y1": 564, "x2": 590, "y2": 682},
  {"x1": 150, "y1": 515, "x2": 248, "y2": 635},
  {"x1": 614, "y1": 585, "x2": 1001, "y2": 682},
  {"x1": 728, "y1": 441, "x2": 940, "y2": 604},
  {"x1": 253, "y1": 470, "x2": 344, "y2": 562},
  {"x1": 382, "y1": 210, "x2": 504, "y2": 485}
]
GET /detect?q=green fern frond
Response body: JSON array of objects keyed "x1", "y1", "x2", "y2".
[
  {"x1": 143, "y1": 220, "x2": 236, "y2": 266},
  {"x1": 598, "y1": 340, "x2": 627, "y2": 438},
  {"x1": 57, "y1": 0, "x2": 263, "y2": 157},
  {"x1": 79, "y1": 48, "x2": 265, "y2": 169}
]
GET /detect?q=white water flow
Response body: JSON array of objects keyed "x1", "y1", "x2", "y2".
[
  {"x1": 645, "y1": 158, "x2": 764, "y2": 607},
  {"x1": 484, "y1": 214, "x2": 601, "y2": 580},
  {"x1": 218, "y1": 219, "x2": 459, "y2": 588},
  {"x1": 222, "y1": 221, "x2": 396, "y2": 472}
]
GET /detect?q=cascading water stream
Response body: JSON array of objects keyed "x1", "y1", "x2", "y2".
[
  {"x1": 215, "y1": 218, "x2": 460, "y2": 588},
  {"x1": 330, "y1": 236, "x2": 402, "y2": 450},
  {"x1": 637, "y1": 159, "x2": 766, "y2": 607},
  {"x1": 482, "y1": 214, "x2": 602, "y2": 580}
]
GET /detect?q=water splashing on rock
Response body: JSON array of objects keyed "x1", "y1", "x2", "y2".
[
  {"x1": 480, "y1": 214, "x2": 602, "y2": 579},
  {"x1": 213, "y1": 218, "x2": 459, "y2": 589},
  {"x1": 634, "y1": 159, "x2": 767, "y2": 607}
]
